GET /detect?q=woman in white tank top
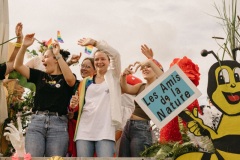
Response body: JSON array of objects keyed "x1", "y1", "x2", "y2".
[{"x1": 70, "y1": 38, "x2": 122, "y2": 157}]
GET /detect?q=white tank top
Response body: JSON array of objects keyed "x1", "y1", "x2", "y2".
[{"x1": 75, "y1": 81, "x2": 115, "y2": 141}]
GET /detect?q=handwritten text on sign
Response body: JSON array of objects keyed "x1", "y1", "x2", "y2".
[{"x1": 135, "y1": 65, "x2": 201, "y2": 129}]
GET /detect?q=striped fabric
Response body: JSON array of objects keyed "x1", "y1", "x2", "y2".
[{"x1": 73, "y1": 76, "x2": 93, "y2": 141}]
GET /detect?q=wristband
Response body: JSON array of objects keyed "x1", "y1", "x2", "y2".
[
  {"x1": 55, "y1": 54, "x2": 62, "y2": 60},
  {"x1": 14, "y1": 43, "x2": 22, "y2": 48}
]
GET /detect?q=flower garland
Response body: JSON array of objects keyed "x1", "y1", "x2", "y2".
[
  {"x1": 170, "y1": 56, "x2": 200, "y2": 86},
  {"x1": 160, "y1": 56, "x2": 202, "y2": 143}
]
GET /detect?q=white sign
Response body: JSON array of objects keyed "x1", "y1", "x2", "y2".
[{"x1": 135, "y1": 64, "x2": 202, "y2": 129}]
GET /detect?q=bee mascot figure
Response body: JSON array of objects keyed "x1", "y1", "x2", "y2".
[{"x1": 177, "y1": 50, "x2": 240, "y2": 160}]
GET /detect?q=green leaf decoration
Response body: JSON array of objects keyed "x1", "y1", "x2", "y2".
[
  {"x1": 8, "y1": 70, "x2": 36, "y2": 91},
  {"x1": 212, "y1": 0, "x2": 240, "y2": 60},
  {"x1": 30, "y1": 49, "x2": 38, "y2": 56}
]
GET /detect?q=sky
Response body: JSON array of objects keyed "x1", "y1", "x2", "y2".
[{"x1": 7, "y1": 0, "x2": 239, "y2": 105}]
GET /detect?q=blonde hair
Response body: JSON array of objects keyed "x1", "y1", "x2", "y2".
[{"x1": 94, "y1": 50, "x2": 110, "y2": 61}]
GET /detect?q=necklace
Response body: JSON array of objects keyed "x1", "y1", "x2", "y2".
[
  {"x1": 47, "y1": 74, "x2": 59, "y2": 85},
  {"x1": 42, "y1": 74, "x2": 62, "y2": 88},
  {"x1": 46, "y1": 74, "x2": 62, "y2": 88}
]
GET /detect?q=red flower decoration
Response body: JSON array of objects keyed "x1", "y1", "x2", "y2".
[
  {"x1": 159, "y1": 117, "x2": 182, "y2": 143},
  {"x1": 159, "y1": 56, "x2": 201, "y2": 143},
  {"x1": 187, "y1": 99, "x2": 202, "y2": 114},
  {"x1": 170, "y1": 56, "x2": 200, "y2": 86}
]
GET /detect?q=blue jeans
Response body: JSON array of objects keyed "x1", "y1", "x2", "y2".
[
  {"x1": 76, "y1": 139, "x2": 115, "y2": 157},
  {"x1": 119, "y1": 119, "x2": 152, "y2": 157},
  {"x1": 25, "y1": 114, "x2": 69, "y2": 157}
]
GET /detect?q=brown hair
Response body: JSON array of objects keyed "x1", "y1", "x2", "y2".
[
  {"x1": 59, "y1": 49, "x2": 70, "y2": 61},
  {"x1": 82, "y1": 57, "x2": 95, "y2": 70}
]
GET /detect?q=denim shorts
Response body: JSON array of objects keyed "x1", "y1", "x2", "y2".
[
  {"x1": 25, "y1": 114, "x2": 69, "y2": 157},
  {"x1": 118, "y1": 119, "x2": 152, "y2": 157}
]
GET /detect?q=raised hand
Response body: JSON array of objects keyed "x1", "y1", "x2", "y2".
[
  {"x1": 141, "y1": 44, "x2": 154, "y2": 59},
  {"x1": 69, "y1": 52, "x2": 82, "y2": 65},
  {"x1": 4, "y1": 116, "x2": 26, "y2": 157},
  {"x1": 52, "y1": 40, "x2": 61, "y2": 56},
  {"x1": 22, "y1": 33, "x2": 35, "y2": 48},
  {"x1": 78, "y1": 38, "x2": 96, "y2": 47},
  {"x1": 121, "y1": 66, "x2": 134, "y2": 77},
  {"x1": 15, "y1": 23, "x2": 23, "y2": 43},
  {"x1": 126, "y1": 61, "x2": 141, "y2": 74}
]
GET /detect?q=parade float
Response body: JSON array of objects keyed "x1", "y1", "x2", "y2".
[{"x1": 0, "y1": 0, "x2": 239, "y2": 160}]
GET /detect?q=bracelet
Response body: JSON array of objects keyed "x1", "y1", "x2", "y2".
[
  {"x1": 14, "y1": 43, "x2": 22, "y2": 48},
  {"x1": 55, "y1": 54, "x2": 62, "y2": 60}
]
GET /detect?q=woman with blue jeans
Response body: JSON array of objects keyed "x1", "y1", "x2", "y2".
[
  {"x1": 70, "y1": 38, "x2": 122, "y2": 157},
  {"x1": 119, "y1": 57, "x2": 164, "y2": 157},
  {"x1": 14, "y1": 33, "x2": 76, "y2": 157}
]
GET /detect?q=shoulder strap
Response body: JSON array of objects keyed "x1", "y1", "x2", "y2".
[{"x1": 136, "y1": 83, "x2": 146, "y2": 95}]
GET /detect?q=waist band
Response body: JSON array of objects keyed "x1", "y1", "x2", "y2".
[
  {"x1": 34, "y1": 110, "x2": 61, "y2": 116},
  {"x1": 129, "y1": 119, "x2": 150, "y2": 125}
]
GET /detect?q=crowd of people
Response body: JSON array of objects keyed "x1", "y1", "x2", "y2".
[{"x1": 1, "y1": 23, "x2": 165, "y2": 157}]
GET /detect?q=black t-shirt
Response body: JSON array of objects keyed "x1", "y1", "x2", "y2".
[
  {"x1": 0, "y1": 63, "x2": 7, "y2": 80},
  {"x1": 28, "y1": 68, "x2": 74, "y2": 115}
]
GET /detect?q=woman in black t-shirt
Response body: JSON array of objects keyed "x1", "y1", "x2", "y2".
[{"x1": 14, "y1": 33, "x2": 76, "y2": 157}]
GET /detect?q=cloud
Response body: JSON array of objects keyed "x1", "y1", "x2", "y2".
[{"x1": 8, "y1": 0, "x2": 239, "y2": 105}]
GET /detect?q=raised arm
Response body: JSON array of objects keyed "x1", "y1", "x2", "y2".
[
  {"x1": 141, "y1": 44, "x2": 154, "y2": 59},
  {"x1": 78, "y1": 38, "x2": 121, "y2": 78},
  {"x1": 120, "y1": 66, "x2": 143, "y2": 95},
  {"x1": 141, "y1": 44, "x2": 164, "y2": 72},
  {"x1": 13, "y1": 33, "x2": 35, "y2": 79},
  {"x1": 5, "y1": 23, "x2": 23, "y2": 76},
  {"x1": 67, "y1": 52, "x2": 82, "y2": 66},
  {"x1": 52, "y1": 40, "x2": 76, "y2": 87},
  {"x1": 96, "y1": 40, "x2": 121, "y2": 77}
]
